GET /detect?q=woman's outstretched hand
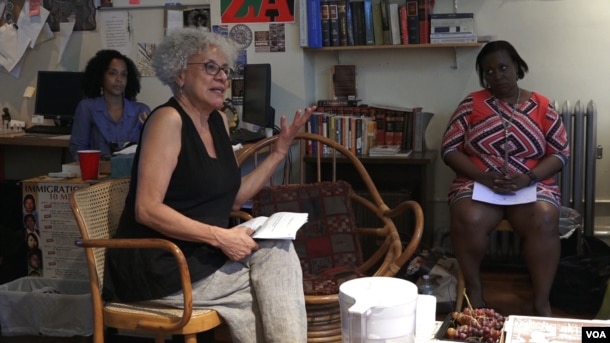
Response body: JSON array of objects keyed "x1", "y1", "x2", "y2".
[{"x1": 273, "y1": 105, "x2": 316, "y2": 155}]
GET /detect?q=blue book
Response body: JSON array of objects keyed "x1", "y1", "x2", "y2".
[
  {"x1": 344, "y1": 0, "x2": 355, "y2": 45},
  {"x1": 363, "y1": 0, "x2": 375, "y2": 45},
  {"x1": 307, "y1": 0, "x2": 323, "y2": 48}
]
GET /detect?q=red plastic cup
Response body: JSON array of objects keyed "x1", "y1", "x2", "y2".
[{"x1": 78, "y1": 150, "x2": 101, "y2": 181}]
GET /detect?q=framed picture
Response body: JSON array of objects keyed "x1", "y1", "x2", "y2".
[{"x1": 164, "y1": 6, "x2": 210, "y2": 36}]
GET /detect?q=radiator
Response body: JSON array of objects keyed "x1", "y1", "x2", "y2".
[
  {"x1": 486, "y1": 100, "x2": 598, "y2": 264},
  {"x1": 558, "y1": 100, "x2": 598, "y2": 236}
]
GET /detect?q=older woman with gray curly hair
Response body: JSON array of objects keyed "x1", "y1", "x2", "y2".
[{"x1": 103, "y1": 27, "x2": 315, "y2": 342}]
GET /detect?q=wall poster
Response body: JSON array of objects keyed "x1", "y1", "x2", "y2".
[
  {"x1": 43, "y1": 0, "x2": 96, "y2": 32},
  {"x1": 221, "y1": 0, "x2": 294, "y2": 24}
]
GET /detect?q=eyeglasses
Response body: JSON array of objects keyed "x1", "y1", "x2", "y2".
[{"x1": 187, "y1": 61, "x2": 234, "y2": 78}]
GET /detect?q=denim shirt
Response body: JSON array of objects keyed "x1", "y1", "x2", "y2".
[{"x1": 69, "y1": 97, "x2": 150, "y2": 160}]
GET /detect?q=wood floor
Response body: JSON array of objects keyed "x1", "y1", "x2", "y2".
[
  {"x1": 0, "y1": 268, "x2": 598, "y2": 343},
  {"x1": 472, "y1": 267, "x2": 596, "y2": 320}
]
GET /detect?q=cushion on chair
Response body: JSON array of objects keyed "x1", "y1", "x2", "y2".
[{"x1": 252, "y1": 180, "x2": 364, "y2": 295}]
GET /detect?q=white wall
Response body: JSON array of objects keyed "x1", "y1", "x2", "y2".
[
  {"x1": 1, "y1": 0, "x2": 608, "y2": 208},
  {"x1": 308, "y1": 0, "x2": 610, "y2": 210}
]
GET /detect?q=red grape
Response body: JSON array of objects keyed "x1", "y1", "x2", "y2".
[{"x1": 445, "y1": 308, "x2": 505, "y2": 343}]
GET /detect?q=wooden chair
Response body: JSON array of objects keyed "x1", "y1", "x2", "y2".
[
  {"x1": 237, "y1": 132, "x2": 424, "y2": 343},
  {"x1": 70, "y1": 177, "x2": 223, "y2": 343}
]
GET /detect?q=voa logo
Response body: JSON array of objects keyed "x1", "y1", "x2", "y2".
[
  {"x1": 582, "y1": 327, "x2": 609, "y2": 342},
  {"x1": 585, "y1": 330, "x2": 606, "y2": 339}
]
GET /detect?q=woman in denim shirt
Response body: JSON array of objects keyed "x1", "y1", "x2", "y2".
[{"x1": 69, "y1": 49, "x2": 150, "y2": 160}]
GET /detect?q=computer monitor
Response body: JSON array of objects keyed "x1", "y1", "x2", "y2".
[
  {"x1": 241, "y1": 63, "x2": 275, "y2": 133},
  {"x1": 34, "y1": 71, "x2": 85, "y2": 128}
]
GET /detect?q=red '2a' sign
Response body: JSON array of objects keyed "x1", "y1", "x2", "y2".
[{"x1": 221, "y1": 0, "x2": 295, "y2": 23}]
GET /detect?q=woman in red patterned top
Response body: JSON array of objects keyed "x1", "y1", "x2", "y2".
[{"x1": 441, "y1": 40, "x2": 570, "y2": 316}]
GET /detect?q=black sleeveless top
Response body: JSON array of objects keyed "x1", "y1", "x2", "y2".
[{"x1": 103, "y1": 97, "x2": 241, "y2": 302}]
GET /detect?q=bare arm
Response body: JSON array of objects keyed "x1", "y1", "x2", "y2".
[
  {"x1": 444, "y1": 150, "x2": 498, "y2": 187},
  {"x1": 445, "y1": 150, "x2": 564, "y2": 194},
  {"x1": 133, "y1": 107, "x2": 257, "y2": 261}
]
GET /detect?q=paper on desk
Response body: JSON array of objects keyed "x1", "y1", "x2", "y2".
[
  {"x1": 114, "y1": 144, "x2": 138, "y2": 155},
  {"x1": 472, "y1": 181, "x2": 536, "y2": 205},
  {"x1": 47, "y1": 135, "x2": 71, "y2": 140}
]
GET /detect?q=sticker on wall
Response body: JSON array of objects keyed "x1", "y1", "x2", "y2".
[
  {"x1": 229, "y1": 24, "x2": 253, "y2": 49},
  {"x1": 254, "y1": 23, "x2": 285, "y2": 53},
  {"x1": 213, "y1": 24, "x2": 229, "y2": 37}
]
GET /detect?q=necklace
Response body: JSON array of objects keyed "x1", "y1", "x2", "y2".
[{"x1": 496, "y1": 88, "x2": 521, "y2": 174}]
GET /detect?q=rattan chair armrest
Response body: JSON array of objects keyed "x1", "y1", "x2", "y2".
[
  {"x1": 74, "y1": 238, "x2": 194, "y2": 332},
  {"x1": 304, "y1": 293, "x2": 340, "y2": 305},
  {"x1": 383, "y1": 200, "x2": 425, "y2": 274}
]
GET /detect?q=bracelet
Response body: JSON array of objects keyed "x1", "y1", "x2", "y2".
[{"x1": 526, "y1": 171, "x2": 538, "y2": 186}]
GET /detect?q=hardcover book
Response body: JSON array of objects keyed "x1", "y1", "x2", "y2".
[
  {"x1": 373, "y1": 107, "x2": 386, "y2": 145},
  {"x1": 417, "y1": 0, "x2": 434, "y2": 44},
  {"x1": 337, "y1": 0, "x2": 349, "y2": 45},
  {"x1": 317, "y1": 99, "x2": 361, "y2": 107},
  {"x1": 411, "y1": 109, "x2": 433, "y2": 152},
  {"x1": 399, "y1": 6, "x2": 409, "y2": 45},
  {"x1": 388, "y1": 3, "x2": 401, "y2": 45},
  {"x1": 406, "y1": 1, "x2": 419, "y2": 44},
  {"x1": 328, "y1": 0, "x2": 340, "y2": 46},
  {"x1": 342, "y1": 0, "x2": 355, "y2": 45},
  {"x1": 332, "y1": 64, "x2": 357, "y2": 99},
  {"x1": 350, "y1": 0, "x2": 365, "y2": 46},
  {"x1": 384, "y1": 110, "x2": 395, "y2": 145},
  {"x1": 363, "y1": 0, "x2": 375, "y2": 45},
  {"x1": 372, "y1": 2, "x2": 384, "y2": 45},
  {"x1": 307, "y1": 0, "x2": 323, "y2": 48},
  {"x1": 379, "y1": 0, "x2": 391, "y2": 45},
  {"x1": 299, "y1": 0, "x2": 309, "y2": 47},
  {"x1": 321, "y1": 0, "x2": 331, "y2": 46}
]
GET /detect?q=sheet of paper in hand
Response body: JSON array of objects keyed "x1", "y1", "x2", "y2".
[
  {"x1": 472, "y1": 181, "x2": 536, "y2": 205},
  {"x1": 241, "y1": 212, "x2": 308, "y2": 240}
]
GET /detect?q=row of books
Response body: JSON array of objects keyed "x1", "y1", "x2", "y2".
[
  {"x1": 307, "y1": 101, "x2": 434, "y2": 156},
  {"x1": 301, "y1": 0, "x2": 436, "y2": 48}
]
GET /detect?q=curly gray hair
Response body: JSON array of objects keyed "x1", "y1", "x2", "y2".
[{"x1": 152, "y1": 27, "x2": 238, "y2": 94}]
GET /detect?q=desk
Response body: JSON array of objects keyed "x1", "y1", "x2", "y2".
[{"x1": 0, "y1": 132, "x2": 72, "y2": 181}]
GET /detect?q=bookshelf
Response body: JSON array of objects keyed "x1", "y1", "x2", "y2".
[
  {"x1": 303, "y1": 42, "x2": 482, "y2": 69},
  {"x1": 303, "y1": 42, "x2": 481, "y2": 51}
]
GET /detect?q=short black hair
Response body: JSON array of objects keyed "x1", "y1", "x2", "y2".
[
  {"x1": 475, "y1": 40, "x2": 529, "y2": 88},
  {"x1": 82, "y1": 49, "x2": 142, "y2": 100}
]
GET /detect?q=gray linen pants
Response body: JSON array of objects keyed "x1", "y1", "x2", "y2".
[{"x1": 155, "y1": 239, "x2": 307, "y2": 342}]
